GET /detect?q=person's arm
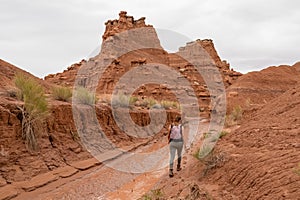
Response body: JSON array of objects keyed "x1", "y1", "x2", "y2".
[
  {"x1": 181, "y1": 124, "x2": 188, "y2": 149},
  {"x1": 167, "y1": 125, "x2": 171, "y2": 143}
]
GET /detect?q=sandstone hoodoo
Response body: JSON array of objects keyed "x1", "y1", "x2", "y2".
[{"x1": 102, "y1": 11, "x2": 153, "y2": 40}]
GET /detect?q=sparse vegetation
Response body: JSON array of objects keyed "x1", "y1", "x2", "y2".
[
  {"x1": 202, "y1": 130, "x2": 225, "y2": 142},
  {"x1": 146, "y1": 97, "x2": 157, "y2": 108},
  {"x1": 98, "y1": 93, "x2": 181, "y2": 111},
  {"x1": 225, "y1": 105, "x2": 243, "y2": 127},
  {"x1": 111, "y1": 93, "x2": 139, "y2": 107},
  {"x1": 52, "y1": 86, "x2": 72, "y2": 102},
  {"x1": 129, "y1": 96, "x2": 139, "y2": 105},
  {"x1": 232, "y1": 105, "x2": 243, "y2": 121},
  {"x1": 160, "y1": 100, "x2": 179, "y2": 110},
  {"x1": 197, "y1": 144, "x2": 213, "y2": 160},
  {"x1": 196, "y1": 147, "x2": 226, "y2": 176},
  {"x1": 73, "y1": 87, "x2": 96, "y2": 105},
  {"x1": 219, "y1": 130, "x2": 229, "y2": 138},
  {"x1": 140, "y1": 189, "x2": 164, "y2": 200},
  {"x1": 294, "y1": 163, "x2": 300, "y2": 176},
  {"x1": 14, "y1": 73, "x2": 48, "y2": 151}
]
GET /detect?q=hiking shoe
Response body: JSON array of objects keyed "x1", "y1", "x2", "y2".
[
  {"x1": 177, "y1": 166, "x2": 182, "y2": 171},
  {"x1": 169, "y1": 169, "x2": 174, "y2": 177}
]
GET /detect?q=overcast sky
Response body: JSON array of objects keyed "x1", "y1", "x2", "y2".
[{"x1": 1, "y1": 0, "x2": 300, "y2": 78}]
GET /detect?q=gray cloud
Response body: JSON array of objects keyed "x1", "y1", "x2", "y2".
[{"x1": 0, "y1": 0, "x2": 299, "y2": 77}]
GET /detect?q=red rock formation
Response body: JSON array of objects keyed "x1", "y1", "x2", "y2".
[
  {"x1": 45, "y1": 12, "x2": 243, "y2": 117},
  {"x1": 0, "y1": 59, "x2": 51, "y2": 93},
  {"x1": 226, "y1": 64, "x2": 300, "y2": 113},
  {"x1": 102, "y1": 11, "x2": 152, "y2": 41},
  {"x1": 196, "y1": 39, "x2": 242, "y2": 86},
  {"x1": 44, "y1": 59, "x2": 86, "y2": 87}
]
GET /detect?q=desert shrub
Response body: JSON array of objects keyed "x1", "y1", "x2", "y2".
[
  {"x1": 195, "y1": 145, "x2": 227, "y2": 176},
  {"x1": 225, "y1": 105, "x2": 243, "y2": 127},
  {"x1": 52, "y1": 86, "x2": 72, "y2": 102},
  {"x1": 160, "y1": 100, "x2": 179, "y2": 110},
  {"x1": 139, "y1": 99, "x2": 149, "y2": 107},
  {"x1": 219, "y1": 130, "x2": 229, "y2": 138},
  {"x1": 140, "y1": 189, "x2": 164, "y2": 200},
  {"x1": 14, "y1": 73, "x2": 48, "y2": 151},
  {"x1": 201, "y1": 152, "x2": 226, "y2": 176},
  {"x1": 129, "y1": 96, "x2": 138, "y2": 105},
  {"x1": 74, "y1": 87, "x2": 96, "y2": 105},
  {"x1": 202, "y1": 130, "x2": 220, "y2": 142},
  {"x1": 112, "y1": 93, "x2": 138, "y2": 107},
  {"x1": 197, "y1": 144, "x2": 213, "y2": 160},
  {"x1": 231, "y1": 105, "x2": 243, "y2": 121},
  {"x1": 146, "y1": 97, "x2": 157, "y2": 108}
]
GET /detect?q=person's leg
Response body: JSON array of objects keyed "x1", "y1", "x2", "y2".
[
  {"x1": 176, "y1": 142, "x2": 183, "y2": 171},
  {"x1": 169, "y1": 142, "x2": 176, "y2": 177}
]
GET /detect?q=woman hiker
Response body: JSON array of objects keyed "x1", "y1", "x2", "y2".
[{"x1": 168, "y1": 116, "x2": 184, "y2": 177}]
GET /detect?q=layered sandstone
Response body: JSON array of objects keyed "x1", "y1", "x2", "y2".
[{"x1": 102, "y1": 11, "x2": 152, "y2": 41}]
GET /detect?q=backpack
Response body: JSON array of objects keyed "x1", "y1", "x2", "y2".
[{"x1": 169, "y1": 124, "x2": 182, "y2": 140}]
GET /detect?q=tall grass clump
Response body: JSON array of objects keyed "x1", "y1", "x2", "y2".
[
  {"x1": 146, "y1": 97, "x2": 157, "y2": 108},
  {"x1": 74, "y1": 87, "x2": 96, "y2": 105},
  {"x1": 52, "y1": 86, "x2": 72, "y2": 102},
  {"x1": 112, "y1": 93, "x2": 138, "y2": 107},
  {"x1": 14, "y1": 73, "x2": 48, "y2": 151},
  {"x1": 160, "y1": 100, "x2": 179, "y2": 110}
]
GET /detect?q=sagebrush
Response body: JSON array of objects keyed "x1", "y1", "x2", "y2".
[
  {"x1": 73, "y1": 87, "x2": 96, "y2": 105},
  {"x1": 14, "y1": 73, "x2": 48, "y2": 151},
  {"x1": 112, "y1": 93, "x2": 138, "y2": 107},
  {"x1": 52, "y1": 86, "x2": 72, "y2": 102}
]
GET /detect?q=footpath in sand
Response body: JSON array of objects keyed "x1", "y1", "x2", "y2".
[{"x1": 1, "y1": 120, "x2": 209, "y2": 200}]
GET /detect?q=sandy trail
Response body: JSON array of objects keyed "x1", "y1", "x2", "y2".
[{"x1": 14, "y1": 119, "x2": 208, "y2": 200}]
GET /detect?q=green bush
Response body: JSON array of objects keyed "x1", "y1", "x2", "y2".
[
  {"x1": 14, "y1": 73, "x2": 48, "y2": 151},
  {"x1": 52, "y1": 86, "x2": 72, "y2": 102},
  {"x1": 74, "y1": 87, "x2": 96, "y2": 105}
]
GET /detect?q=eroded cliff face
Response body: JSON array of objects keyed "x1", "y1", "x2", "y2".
[
  {"x1": 0, "y1": 96, "x2": 179, "y2": 183},
  {"x1": 44, "y1": 11, "x2": 242, "y2": 118}
]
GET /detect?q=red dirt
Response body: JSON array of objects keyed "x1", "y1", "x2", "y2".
[
  {"x1": 227, "y1": 64, "x2": 300, "y2": 113},
  {"x1": 148, "y1": 65, "x2": 300, "y2": 200}
]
